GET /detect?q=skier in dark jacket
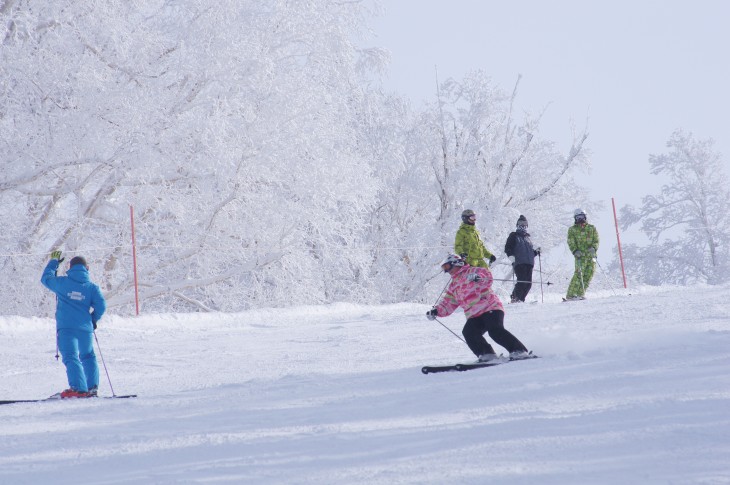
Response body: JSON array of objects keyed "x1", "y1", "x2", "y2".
[
  {"x1": 504, "y1": 215, "x2": 540, "y2": 303},
  {"x1": 41, "y1": 251, "x2": 106, "y2": 398}
]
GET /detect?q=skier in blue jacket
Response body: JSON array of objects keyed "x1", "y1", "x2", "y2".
[{"x1": 41, "y1": 251, "x2": 106, "y2": 398}]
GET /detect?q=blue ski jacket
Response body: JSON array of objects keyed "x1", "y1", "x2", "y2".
[{"x1": 41, "y1": 260, "x2": 106, "y2": 332}]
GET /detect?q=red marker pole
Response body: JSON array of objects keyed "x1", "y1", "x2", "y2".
[
  {"x1": 130, "y1": 205, "x2": 140, "y2": 315},
  {"x1": 612, "y1": 197, "x2": 627, "y2": 288}
]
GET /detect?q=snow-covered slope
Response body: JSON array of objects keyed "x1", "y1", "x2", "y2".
[{"x1": 1, "y1": 285, "x2": 729, "y2": 484}]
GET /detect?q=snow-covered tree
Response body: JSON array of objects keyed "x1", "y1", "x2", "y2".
[
  {"x1": 1, "y1": 2, "x2": 594, "y2": 316},
  {"x1": 361, "y1": 72, "x2": 592, "y2": 302},
  {"x1": 619, "y1": 130, "x2": 730, "y2": 285},
  {"x1": 1, "y1": 0, "x2": 384, "y2": 315}
]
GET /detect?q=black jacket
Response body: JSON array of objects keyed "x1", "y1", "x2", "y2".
[{"x1": 504, "y1": 230, "x2": 536, "y2": 266}]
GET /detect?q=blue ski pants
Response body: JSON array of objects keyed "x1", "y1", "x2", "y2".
[{"x1": 57, "y1": 328, "x2": 99, "y2": 392}]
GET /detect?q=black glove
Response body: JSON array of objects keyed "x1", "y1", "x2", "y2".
[
  {"x1": 489, "y1": 255, "x2": 496, "y2": 264},
  {"x1": 459, "y1": 253, "x2": 467, "y2": 259},
  {"x1": 467, "y1": 273, "x2": 482, "y2": 282},
  {"x1": 93, "y1": 321, "x2": 97, "y2": 330},
  {"x1": 426, "y1": 308, "x2": 438, "y2": 320},
  {"x1": 534, "y1": 247, "x2": 541, "y2": 256}
]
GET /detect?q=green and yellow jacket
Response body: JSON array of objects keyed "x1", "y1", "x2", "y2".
[
  {"x1": 567, "y1": 223, "x2": 599, "y2": 255},
  {"x1": 455, "y1": 223, "x2": 494, "y2": 268}
]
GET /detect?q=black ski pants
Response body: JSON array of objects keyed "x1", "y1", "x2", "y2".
[
  {"x1": 511, "y1": 264, "x2": 534, "y2": 302},
  {"x1": 462, "y1": 310, "x2": 527, "y2": 357}
]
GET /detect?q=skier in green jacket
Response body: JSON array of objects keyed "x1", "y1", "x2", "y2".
[
  {"x1": 565, "y1": 208, "x2": 599, "y2": 300},
  {"x1": 455, "y1": 209, "x2": 496, "y2": 268}
]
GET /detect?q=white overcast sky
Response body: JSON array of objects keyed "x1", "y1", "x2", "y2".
[{"x1": 370, "y1": 0, "x2": 730, "y2": 249}]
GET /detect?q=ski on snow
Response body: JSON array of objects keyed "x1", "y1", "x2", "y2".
[
  {"x1": 0, "y1": 394, "x2": 137, "y2": 406},
  {"x1": 421, "y1": 353, "x2": 539, "y2": 374}
]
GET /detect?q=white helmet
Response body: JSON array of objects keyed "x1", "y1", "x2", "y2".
[
  {"x1": 574, "y1": 208, "x2": 586, "y2": 217},
  {"x1": 440, "y1": 254, "x2": 465, "y2": 271}
]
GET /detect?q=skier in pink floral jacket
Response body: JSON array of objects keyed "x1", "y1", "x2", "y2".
[{"x1": 426, "y1": 254, "x2": 530, "y2": 362}]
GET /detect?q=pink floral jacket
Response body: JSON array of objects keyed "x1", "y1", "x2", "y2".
[{"x1": 435, "y1": 264, "x2": 504, "y2": 319}]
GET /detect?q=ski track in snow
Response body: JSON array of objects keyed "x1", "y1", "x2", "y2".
[{"x1": 1, "y1": 285, "x2": 730, "y2": 484}]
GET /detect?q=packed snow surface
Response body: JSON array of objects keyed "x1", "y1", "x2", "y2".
[{"x1": 2, "y1": 284, "x2": 729, "y2": 484}]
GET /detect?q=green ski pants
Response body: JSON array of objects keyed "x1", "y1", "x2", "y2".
[{"x1": 566, "y1": 257, "x2": 595, "y2": 298}]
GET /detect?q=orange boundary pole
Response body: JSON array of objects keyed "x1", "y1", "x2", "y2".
[
  {"x1": 130, "y1": 205, "x2": 140, "y2": 315},
  {"x1": 612, "y1": 197, "x2": 628, "y2": 288}
]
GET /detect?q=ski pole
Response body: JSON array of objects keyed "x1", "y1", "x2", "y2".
[
  {"x1": 93, "y1": 331, "x2": 116, "y2": 397},
  {"x1": 435, "y1": 270, "x2": 552, "y2": 286},
  {"x1": 432, "y1": 279, "x2": 450, "y2": 306},
  {"x1": 429, "y1": 278, "x2": 465, "y2": 343},
  {"x1": 54, "y1": 263, "x2": 60, "y2": 361},
  {"x1": 577, "y1": 258, "x2": 586, "y2": 294},
  {"x1": 493, "y1": 277, "x2": 552, "y2": 285},
  {"x1": 433, "y1": 317, "x2": 466, "y2": 343},
  {"x1": 594, "y1": 258, "x2": 618, "y2": 296},
  {"x1": 538, "y1": 252, "x2": 544, "y2": 303}
]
